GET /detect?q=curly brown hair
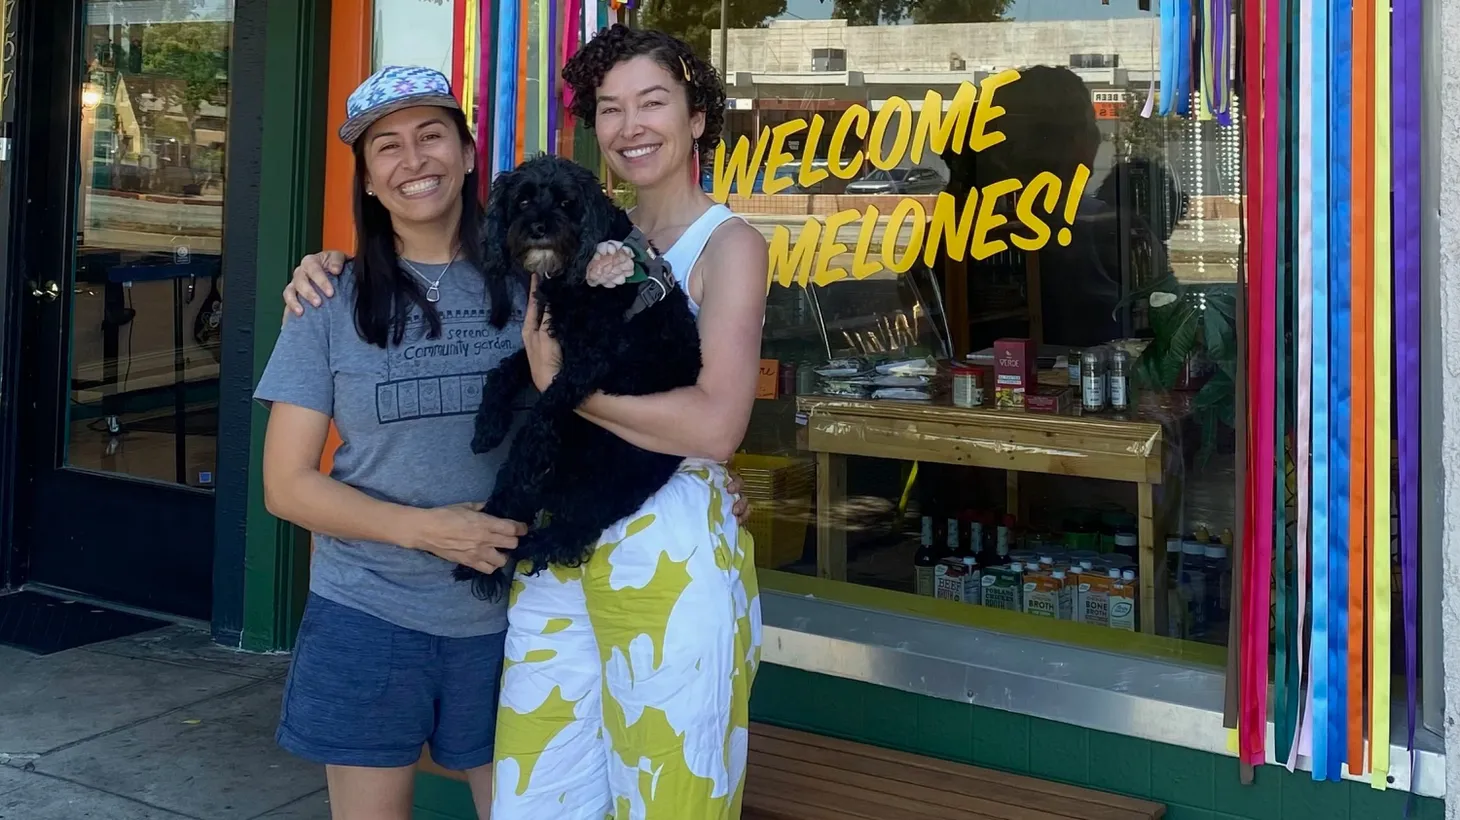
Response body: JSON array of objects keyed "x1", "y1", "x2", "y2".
[{"x1": 561, "y1": 24, "x2": 726, "y2": 160}]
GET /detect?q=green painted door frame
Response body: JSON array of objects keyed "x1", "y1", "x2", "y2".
[{"x1": 211, "y1": 0, "x2": 330, "y2": 652}]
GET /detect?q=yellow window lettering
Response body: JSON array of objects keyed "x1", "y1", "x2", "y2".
[
  {"x1": 924, "y1": 189, "x2": 978, "y2": 266},
  {"x1": 767, "y1": 220, "x2": 821, "y2": 290},
  {"x1": 969, "y1": 69, "x2": 1020, "y2": 153},
  {"x1": 911, "y1": 83, "x2": 977, "y2": 163},
  {"x1": 711, "y1": 126, "x2": 771, "y2": 201},
  {"x1": 868, "y1": 97, "x2": 913, "y2": 171},
  {"x1": 851, "y1": 205, "x2": 884, "y2": 280},
  {"x1": 812, "y1": 208, "x2": 862, "y2": 287},
  {"x1": 971, "y1": 178, "x2": 1023, "y2": 260},
  {"x1": 1013, "y1": 171, "x2": 1063, "y2": 252},
  {"x1": 762, "y1": 119, "x2": 806, "y2": 196},
  {"x1": 882, "y1": 198, "x2": 927, "y2": 273},
  {"x1": 826, "y1": 106, "x2": 869, "y2": 180},
  {"x1": 798, "y1": 116, "x2": 830, "y2": 189}
]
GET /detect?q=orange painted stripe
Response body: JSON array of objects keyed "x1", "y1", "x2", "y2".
[
  {"x1": 318, "y1": 0, "x2": 374, "y2": 474},
  {"x1": 1347, "y1": 0, "x2": 1374, "y2": 775}
]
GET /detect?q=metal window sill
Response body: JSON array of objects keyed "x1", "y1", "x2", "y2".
[{"x1": 760, "y1": 589, "x2": 1444, "y2": 798}]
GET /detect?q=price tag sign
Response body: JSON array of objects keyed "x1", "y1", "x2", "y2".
[{"x1": 756, "y1": 359, "x2": 779, "y2": 400}]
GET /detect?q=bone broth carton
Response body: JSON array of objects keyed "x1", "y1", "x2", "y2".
[
  {"x1": 935, "y1": 556, "x2": 981, "y2": 604},
  {"x1": 1077, "y1": 568, "x2": 1121, "y2": 626},
  {"x1": 1108, "y1": 570, "x2": 1138, "y2": 631},
  {"x1": 1022, "y1": 568, "x2": 1074, "y2": 620},
  {"x1": 980, "y1": 562, "x2": 1025, "y2": 611}
]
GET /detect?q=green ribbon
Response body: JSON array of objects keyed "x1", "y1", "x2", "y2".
[{"x1": 1272, "y1": 0, "x2": 1300, "y2": 764}]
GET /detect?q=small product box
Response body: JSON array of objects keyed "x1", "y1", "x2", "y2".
[
  {"x1": 1025, "y1": 386, "x2": 1073, "y2": 415},
  {"x1": 1021, "y1": 569, "x2": 1074, "y2": 620},
  {"x1": 1109, "y1": 571, "x2": 1138, "y2": 631},
  {"x1": 993, "y1": 338, "x2": 1038, "y2": 409},
  {"x1": 934, "y1": 557, "x2": 982, "y2": 604},
  {"x1": 980, "y1": 562, "x2": 1025, "y2": 611}
]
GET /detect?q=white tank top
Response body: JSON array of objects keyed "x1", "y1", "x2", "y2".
[{"x1": 658, "y1": 204, "x2": 742, "y2": 317}]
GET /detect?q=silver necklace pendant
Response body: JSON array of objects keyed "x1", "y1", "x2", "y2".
[{"x1": 402, "y1": 255, "x2": 454, "y2": 302}]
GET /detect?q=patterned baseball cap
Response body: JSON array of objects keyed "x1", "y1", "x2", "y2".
[{"x1": 340, "y1": 65, "x2": 462, "y2": 145}]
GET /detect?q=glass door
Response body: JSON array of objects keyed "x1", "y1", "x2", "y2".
[{"x1": 12, "y1": 0, "x2": 235, "y2": 619}]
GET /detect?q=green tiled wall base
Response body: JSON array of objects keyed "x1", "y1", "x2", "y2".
[
  {"x1": 413, "y1": 770, "x2": 475, "y2": 819},
  {"x1": 411, "y1": 662, "x2": 1446, "y2": 820}
]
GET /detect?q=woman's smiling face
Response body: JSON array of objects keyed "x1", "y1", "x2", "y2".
[
  {"x1": 593, "y1": 55, "x2": 704, "y2": 188},
  {"x1": 360, "y1": 105, "x2": 473, "y2": 226}
]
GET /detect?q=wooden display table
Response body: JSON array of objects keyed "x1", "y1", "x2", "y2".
[{"x1": 796, "y1": 396, "x2": 1172, "y2": 634}]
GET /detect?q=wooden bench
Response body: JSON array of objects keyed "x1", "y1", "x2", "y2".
[{"x1": 744, "y1": 723, "x2": 1165, "y2": 820}]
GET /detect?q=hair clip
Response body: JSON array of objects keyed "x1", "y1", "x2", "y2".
[{"x1": 679, "y1": 56, "x2": 692, "y2": 82}]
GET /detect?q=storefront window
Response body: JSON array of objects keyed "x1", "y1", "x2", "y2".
[
  {"x1": 676, "y1": 1, "x2": 1245, "y2": 655},
  {"x1": 69, "y1": 0, "x2": 233, "y2": 487}
]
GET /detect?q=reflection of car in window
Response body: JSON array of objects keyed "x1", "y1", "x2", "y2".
[{"x1": 843, "y1": 167, "x2": 946, "y2": 195}]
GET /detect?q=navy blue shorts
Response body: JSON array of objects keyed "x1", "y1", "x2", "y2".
[{"x1": 276, "y1": 593, "x2": 505, "y2": 770}]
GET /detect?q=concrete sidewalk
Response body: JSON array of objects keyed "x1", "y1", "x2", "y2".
[{"x1": 0, "y1": 625, "x2": 328, "y2": 820}]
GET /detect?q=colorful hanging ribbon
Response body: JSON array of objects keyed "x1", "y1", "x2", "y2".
[
  {"x1": 543, "y1": 0, "x2": 551, "y2": 151},
  {"x1": 1369, "y1": 0, "x2": 1393, "y2": 781},
  {"x1": 1272, "y1": 0, "x2": 1298, "y2": 767},
  {"x1": 1346, "y1": 0, "x2": 1371, "y2": 777},
  {"x1": 1394, "y1": 0, "x2": 1422, "y2": 782},
  {"x1": 516, "y1": 0, "x2": 530, "y2": 165},
  {"x1": 1287, "y1": 0, "x2": 1314, "y2": 773},
  {"x1": 493, "y1": 0, "x2": 519, "y2": 176},
  {"x1": 478, "y1": 0, "x2": 495, "y2": 195},
  {"x1": 1238, "y1": 0, "x2": 1274, "y2": 767},
  {"x1": 1325, "y1": 0, "x2": 1353, "y2": 781},
  {"x1": 1306, "y1": 0, "x2": 1333, "y2": 776}
]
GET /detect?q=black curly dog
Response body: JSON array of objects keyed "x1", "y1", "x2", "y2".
[{"x1": 453, "y1": 155, "x2": 702, "y2": 601}]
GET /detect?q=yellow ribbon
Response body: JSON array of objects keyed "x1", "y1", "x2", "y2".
[{"x1": 1369, "y1": 0, "x2": 1392, "y2": 785}]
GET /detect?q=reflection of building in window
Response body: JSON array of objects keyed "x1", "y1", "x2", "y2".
[{"x1": 713, "y1": 18, "x2": 1238, "y2": 200}]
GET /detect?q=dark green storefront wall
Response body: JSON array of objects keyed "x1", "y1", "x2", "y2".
[{"x1": 412, "y1": 664, "x2": 1444, "y2": 820}]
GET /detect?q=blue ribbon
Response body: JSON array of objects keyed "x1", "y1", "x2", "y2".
[
  {"x1": 492, "y1": 0, "x2": 520, "y2": 177},
  {"x1": 1160, "y1": 0, "x2": 1178, "y2": 116},
  {"x1": 1175, "y1": 0, "x2": 1192, "y2": 116},
  {"x1": 1307, "y1": 0, "x2": 1332, "y2": 776},
  {"x1": 1323, "y1": 0, "x2": 1353, "y2": 782}
]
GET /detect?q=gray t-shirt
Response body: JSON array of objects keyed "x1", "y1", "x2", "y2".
[{"x1": 254, "y1": 261, "x2": 528, "y2": 637}]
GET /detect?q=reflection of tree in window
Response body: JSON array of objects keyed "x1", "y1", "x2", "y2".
[
  {"x1": 827, "y1": 0, "x2": 1011, "y2": 26},
  {"x1": 137, "y1": 0, "x2": 229, "y2": 196},
  {"x1": 639, "y1": 0, "x2": 787, "y2": 56}
]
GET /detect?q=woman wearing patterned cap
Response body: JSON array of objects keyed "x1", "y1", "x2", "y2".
[
  {"x1": 256, "y1": 66, "x2": 527, "y2": 818},
  {"x1": 284, "y1": 26, "x2": 766, "y2": 818}
]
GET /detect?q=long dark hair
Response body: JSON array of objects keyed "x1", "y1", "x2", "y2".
[{"x1": 350, "y1": 107, "x2": 510, "y2": 348}]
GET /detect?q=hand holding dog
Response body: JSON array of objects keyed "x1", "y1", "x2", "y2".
[
  {"x1": 409, "y1": 501, "x2": 526, "y2": 575},
  {"x1": 585, "y1": 241, "x2": 635, "y2": 288},
  {"x1": 522, "y1": 275, "x2": 563, "y2": 393}
]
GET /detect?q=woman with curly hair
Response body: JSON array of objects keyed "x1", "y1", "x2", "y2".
[{"x1": 284, "y1": 25, "x2": 767, "y2": 820}]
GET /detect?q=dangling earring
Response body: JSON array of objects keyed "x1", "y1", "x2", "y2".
[{"x1": 691, "y1": 143, "x2": 700, "y2": 183}]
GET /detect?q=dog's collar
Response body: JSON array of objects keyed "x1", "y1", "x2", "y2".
[{"x1": 621, "y1": 227, "x2": 677, "y2": 321}]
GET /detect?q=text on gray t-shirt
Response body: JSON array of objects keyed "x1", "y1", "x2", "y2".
[{"x1": 254, "y1": 261, "x2": 529, "y2": 637}]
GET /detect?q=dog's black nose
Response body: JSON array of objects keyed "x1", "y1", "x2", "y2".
[{"x1": 529, "y1": 221, "x2": 546, "y2": 238}]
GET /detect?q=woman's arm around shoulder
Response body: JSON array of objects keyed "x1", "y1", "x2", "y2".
[{"x1": 576, "y1": 218, "x2": 768, "y2": 461}]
